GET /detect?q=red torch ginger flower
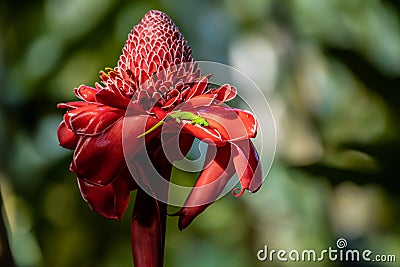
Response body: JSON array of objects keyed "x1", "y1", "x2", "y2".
[{"x1": 57, "y1": 10, "x2": 263, "y2": 267}]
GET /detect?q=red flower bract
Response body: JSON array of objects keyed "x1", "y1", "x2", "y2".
[{"x1": 57, "y1": 10, "x2": 263, "y2": 267}]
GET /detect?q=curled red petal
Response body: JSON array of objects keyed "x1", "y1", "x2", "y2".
[
  {"x1": 57, "y1": 121, "x2": 79, "y2": 150},
  {"x1": 186, "y1": 77, "x2": 208, "y2": 100},
  {"x1": 212, "y1": 84, "x2": 237, "y2": 102},
  {"x1": 176, "y1": 143, "x2": 235, "y2": 230},
  {"x1": 70, "y1": 106, "x2": 124, "y2": 135},
  {"x1": 77, "y1": 167, "x2": 136, "y2": 220},
  {"x1": 74, "y1": 85, "x2": 99, "y2": 102},
  {"x1": 231, "y1": 139, "x2": 262, "y2": 197}
]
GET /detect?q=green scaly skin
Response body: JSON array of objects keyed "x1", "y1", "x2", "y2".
[{"x1": 137, "y1": 110, "x2": 209, "y2": 138}]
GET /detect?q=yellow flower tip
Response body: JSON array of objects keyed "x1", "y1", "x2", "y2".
[{"x1": 99, "y1": 67, "x2": 116, "y2": 77}]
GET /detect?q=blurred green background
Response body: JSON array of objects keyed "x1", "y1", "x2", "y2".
[{"x1": 1, "y1": 0, "x2": 400, "y2": 266}]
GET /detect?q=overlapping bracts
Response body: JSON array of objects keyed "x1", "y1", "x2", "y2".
[{"x1": 57, "y1": 10, "x2": 263, "y2": 267}]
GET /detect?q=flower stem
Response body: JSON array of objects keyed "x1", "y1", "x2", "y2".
[
  {"x1": 131, "y1": 189, "x2": 167, "y2": 267},
  {"x1": 131, "y1": 139, "x2": 172, "y2": 267}
]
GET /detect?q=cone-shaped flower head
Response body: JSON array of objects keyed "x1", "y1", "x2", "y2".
[{"x1": 57, "y1": 10, "x2": 263, "y2": 267}]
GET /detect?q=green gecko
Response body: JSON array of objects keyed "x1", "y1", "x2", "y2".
[
  {"x1": 137, "y1": 110, "x2": 209, "y2": 138},
  {"x1": 169, "y1": 111, "x2": 209, "y2": 126}
]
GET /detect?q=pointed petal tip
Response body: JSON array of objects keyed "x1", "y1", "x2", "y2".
[
  {"x1": 177, "y1": 223, "x2": 185, "y2": 231},
  {"x1": 175, "y1": 204, "x2": 211, "y2": 231},
  {"x1": 177, "y1": 215, "x2": 191, "y2": 231},
  {"x1": 249, "y1": 181, "x2": 263, "y2": 193},
  {"x1": 169, "y1": 208, "x2": 194, "y2": 230}
]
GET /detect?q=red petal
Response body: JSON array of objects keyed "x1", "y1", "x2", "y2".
[
  {"x1": 195, "y1": 105, "x2": 258, "y2": 141},
  {"x1": 163, "y1": 95, "x2": 179, "y2": 108},
  {"x1": 72, "y1": 115, "x2": 159, "y2": 186},
  {"x1": 71, "y1": 119, "x2": 125, "y2": 185},
  {"x1": 178, "y1": 105, "x2": 257, "y2": 146},
  {"x1": 231, "y1": 140, "x2": 262, "y2": 197},
  {"x1": 125, "y1": 102, "x2": 149, "y2": 116},
  {"x1": 95, "y1": 89, "x2": 131, "y2": 109},
  {"x1": 77, "y1": 167, "x2": 136, "y2": 220},
  {"x1": 57, "y1": 101, "x2": 89, "y2": 110},
  {"x1": 160, "y1": 131, "x2": 195, "y2": 162},
  {"x1": 74, "y1": 85, "x2": 99, "y2": 102},
  {"x1": 130, "y1": 136, "x2": 173, "y2": 201},
  {"x1": 151, "y1": 107, "x2": 168, "y2": 120},
  {"x1": 63, "y1": 103, "x2": 99, "y2": 130},
  {"x1": 180, "y1": 94, "x2": 219, "y2": 109},
  {"x1": 123, "y1": 115, "x2": 161, "y2": 160},
  {"x1": 138, "y1": 69, "x2": 150, "y2": 85},
  {"x1": 178, "y1": 133, "x2": 195, "y2": 158},
  {"x1": 70, "y1": 106, "x2": 124, "y2": 135},
  {"x1": 176, "y1": 143, "x2": 235, "y2": 230},
  {"x1": 182, "y1": 122, "x2": 225, "y2": 146},
  {"x1": 57, "y1": 121, "x2": 80, "y2": 150},
  {"x1": 212, "y1": 84, "x2": 237, "y2": 102},
  {"x1": 186, "y1": 77, "x2": 208, "y2": 99}
]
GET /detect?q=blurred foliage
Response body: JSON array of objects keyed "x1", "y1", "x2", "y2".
[{"x1": 1, "y1": 0, "x2": 400, "y2": 267}]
